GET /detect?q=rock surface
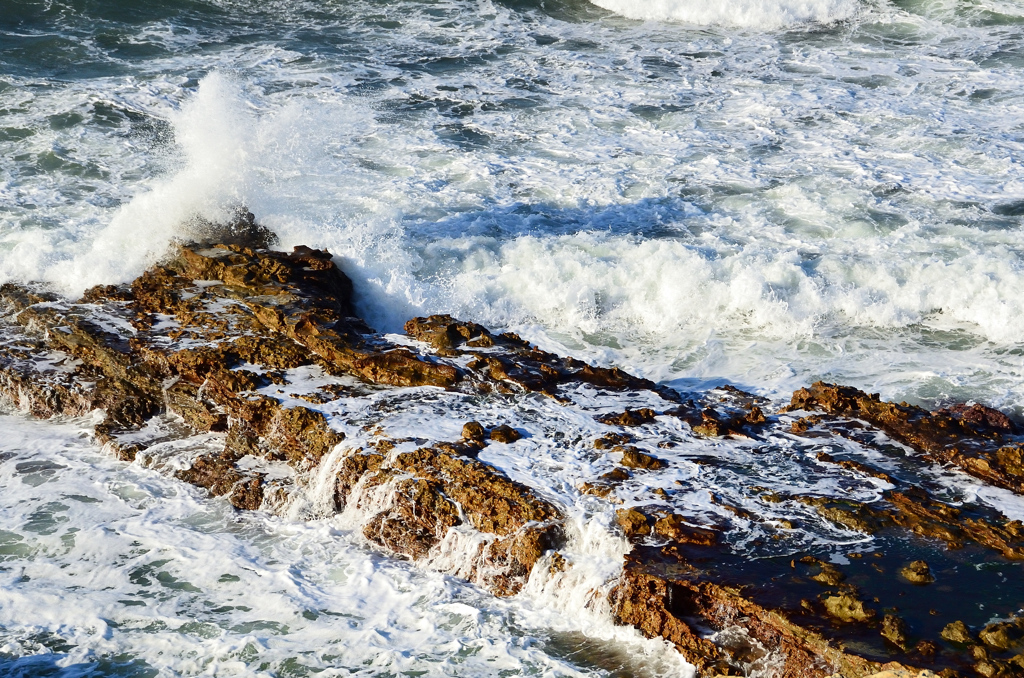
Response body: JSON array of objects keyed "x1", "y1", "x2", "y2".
[{"x1": 2, "y1": 224, "x2": 1024, "y2": 677}]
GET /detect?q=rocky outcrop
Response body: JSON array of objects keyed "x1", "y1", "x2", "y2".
[
  {"x1": 789, "y1": 381, "x2": 1024, "y2": 495},
  {"x1": 4, "y1": 221, "x2": 1024, "y2": 677},
  {"x1": 0, "y1": 238, "x2": 562, "y2": 597}
]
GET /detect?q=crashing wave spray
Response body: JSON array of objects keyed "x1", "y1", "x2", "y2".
[{"x1": 60, "y1": 73, "x2": 257, "y2": 291}]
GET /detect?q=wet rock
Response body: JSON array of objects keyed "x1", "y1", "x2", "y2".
[
  {"x1": 882, "y1": 614, "x2": 910, "y2": 650},
  {"x1": 789, "y1": 382, "x2": 1024, "y2": 495},
  {"x1": 489, "y1": 424, "x2": 522, "y2": 444},
  {"x1": 822, "y1": 592, "x2": 876, "y2": 622},
  {"x1": 462, "y1": 421, "x2": 486, "y2": 442},
  {"x1": 694, "y1": 408, "x2": 729, "y2": 437},
  {"x1": 406, "y1": 313, "x2": 668, "y2": 399},
  {"x1": 616, "y1": 508, "x2": 652, "y2": 538},
  {"x1": 652, "y1": 514, "x2": 717, "y2": 546},
  {"x1": 404, "y1": 314, "x2": 494, "y2": 351},
  {"x1": 801, "y1": 496, "x2": 889, "y2": 534},
  {"x1": 864, "y1": 672, "x2": 938, "y2": 678},
  {"x1": 811, "y1": 561, "x2": 847, "y2": 586},
  {"x1": 175, "y1": 454, "x2": 265, "y2": 511},
  {"x1": 5, "y1": 228, "x2": 1024, "y2": 675},
  {"x1": 597, "y1": 408, "x2": 657, "y2": 427},
  {"x1": 610, "y1": 570, "x2": 725, "y2": 675},
  {"x1": 816, "y1": 451, "x2": 896, "y2": 484},
  {"x1": 611, "y1": 563, "x2": 913, "y2": 678},
  {"x1": 941, "y1": 621, "x2": 973, "y2": 644},
  {"x1": 0, "y1": 237, "x2": 588, "y2": 599},
  {"x1": 688, "y1": 404, "x2": 768, "y2": 438},
  {"x1": 618, "y1": 446, "x2": 666, "y2": 470},
  {"x1": 184, "y1": 207, "x2": 280, "y2": 250},
  {"x1": 900, "y1": 560, "x2": 934, "y2": 585},
  {"x1": 601, "y1": 467, "x2": 631, "y2": 482},
  {"x1": 938, "y1": 403, "x2": 1016, "y2": 432},
  {"x1": 593, "y1": 432, "x2": 631, "y2": 449},
  {"x1": 980, "y1": 622, "x2": 1024, "y2": 651},
  {"x1": 334, "y1": 441, "x2": 564, "y2": 596},
  {"x1": 745, "y1": 405, "x2": 766, "y2": 424}
]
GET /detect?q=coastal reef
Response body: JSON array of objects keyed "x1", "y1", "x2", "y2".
[{"x1": 2, "y1": 220, "x2": 1023, "y2": 677}]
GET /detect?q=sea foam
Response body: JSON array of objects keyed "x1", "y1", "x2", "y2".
[{"x1": 588, "y1": 0, "x2": 860, "y2": 27}]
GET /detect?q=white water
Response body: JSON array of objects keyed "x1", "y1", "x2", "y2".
[
  {"x1": 0, "y1": 414, "x2": 695, "y2": 676},
  {"x1": 3, "y1": 0, "x2": 1023, "y2": 406},
  {"x1": 589, "y1": 0, "x2": 861, "y2": 27},
  {"x1": 2, "y1": 0, "x2": 1024, "y2": 673}
]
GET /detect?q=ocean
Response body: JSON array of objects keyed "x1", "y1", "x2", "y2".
[{"x1": 1, "y1": 0, "x2": 1023, "y2": 675}]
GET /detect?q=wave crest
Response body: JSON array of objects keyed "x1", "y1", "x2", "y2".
[{"x1": 589, "y1": 0, "x2": 860, "y2": 27}]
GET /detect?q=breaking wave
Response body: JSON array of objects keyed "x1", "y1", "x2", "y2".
[{"x1": 588, "y1": 0, "x2": 861, "y2": 27}]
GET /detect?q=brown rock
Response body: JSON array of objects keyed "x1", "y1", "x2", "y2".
[
  {"x1": 822, "y1": 592, "x2": 876, "y2": 622},
  {"x1": 811, "y1": 562, "x2": 847, "y2": 586},
  {"x1": 652, "y1": 514, "x2": 717, "y2": 546},
  {"x1": 789, "y1": 382, "x2": 1024, "y2": 495},
  {"x1": 882, "y1": 614, "x2": 910, "y2": 650},
  {"x1": 594, "y1": 432, "x2": 632, "y2": 449},
  {"x1": 941, "y1": 621, "x2": 972, "y2": 644},
  {"x1": 175, "y1": 454, "x2": 265, "y2": 511},
  {"x1": 489, "y1": 425, "x2": 522, "y2": 444},
  {"x1": 980, "y1": 622, "x2": 1023, "y2": 651},
  {"x1": 597, "y1": 408, "x2": 658, "y2": 427},
  {"x1": 611, "y1": 565, "x2": 910, "y2": 678},
  {"x1": 619, "y1": 446, "x2": 666, "y2": 470},
  {"x1": 462, "y1": 421, "x2": 486, "y2": 441},
  {"x1": 900, "y1": 561, "x2": 934, "y2": 585},
  {"x1": 616, "y1": 508, "x2": 652, "y2": 539}
]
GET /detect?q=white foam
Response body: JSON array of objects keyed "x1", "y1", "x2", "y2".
[
  {"x1": 2, "y1": 0, "x2": 1023, "y2": 405},
  {"x1": 589, "y1": 0, "x2": 860, "y2": 27},
  {"x1": 0, "y1": 415, "x2": 622, "y2": 676}
]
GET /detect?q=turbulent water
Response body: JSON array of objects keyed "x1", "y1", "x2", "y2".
[{"x1": 2, "y1": 0, "x2": 1024, "y2": 674}]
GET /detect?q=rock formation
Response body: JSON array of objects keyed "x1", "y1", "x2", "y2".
[{"x1": 2, "y1": 221, "x2": 1023, "y2": 677}]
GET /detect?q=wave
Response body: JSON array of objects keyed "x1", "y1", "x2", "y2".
[{"x1": 588, "y1": 0, "x2": 861, "y2": 27}]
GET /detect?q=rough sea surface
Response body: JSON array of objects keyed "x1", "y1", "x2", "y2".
[{"x1": 1, "y1": 0, "x2": 1023, "y2": 675}]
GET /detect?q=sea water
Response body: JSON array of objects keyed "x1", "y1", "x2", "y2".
[{"x1": 1, "y1": 0, "x2": 1023, "y2": 674}]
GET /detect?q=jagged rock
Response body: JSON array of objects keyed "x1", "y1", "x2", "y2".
[
  {"x1": 183, "y1": 207, "x2": 279, "y2": 250},
  {"x1": 615, "y1": 508, "x2": 651, "y2": 538},
  {"x1": 406, "y1": 313, "x2": 669, "y2": 398},
  {"x1": 597, "y1": 408, "x2": 657, "y2": 427},
  {"x1": 941, "y1": 621, "x2": 972, "y2": 644},
  {"x1": 175, "y1": 454, "x2": 264, "y2": 510},
  {"x1": 335, "y1": 441, "x2": 564, "y2": 596},
  {"x1": 882, "y1": 614, "x2": 910, "y2": 650},
  {"x1": 789, "y1": 382, "x2": 1024, "y2": 495},
  {"x1": 6, "y1": 230, "x2": 1024, "y2": 676},
  {"x1": 811, "y1": 561, "x2": 847, "y2": 586},
  {"x1": 594, "y1": 432, "x2": 632, "y2": 449},
  {"x1": 980, "y1": 621, "x2": 1024, "y2": 652},
  {"x1": 652, "y1": 514, "x2": 717, "y2": 545},
  {"x1": 822, "y1": 592, "x2": 876, "y2": 622},
  {"x1": 611, "y1": 564, "x2": 914, "y2": 678},
  {"x1": 900, "y1": 560, "x2": 934, "y2": 584}
]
